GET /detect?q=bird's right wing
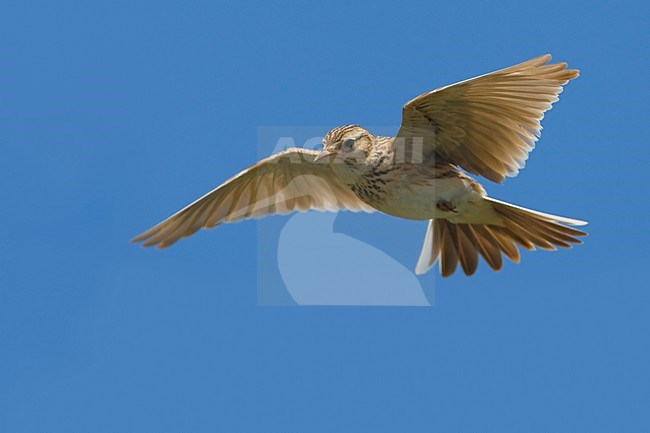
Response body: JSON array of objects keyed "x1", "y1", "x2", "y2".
[{"x1": 132, "y1": 148, "x2": 374, "y2": 248}]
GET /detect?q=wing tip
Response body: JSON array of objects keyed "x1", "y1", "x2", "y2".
[
  {"x1": 130, "y1": 233, "x2": 148, "y2": 244},
  {"x1": 525, "y1": 53, "x2": 580, "y2": 81}
]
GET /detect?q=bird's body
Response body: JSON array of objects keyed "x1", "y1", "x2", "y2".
[
  {"x1": 329, "y1": 132, "x2": 495, "y2": 224},
  {"x1": 133, "y1": 54, "x2": 587, "y2": 277}
]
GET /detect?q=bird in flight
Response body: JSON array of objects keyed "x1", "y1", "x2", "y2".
[{"x1": 132, "y1": 54, "x2": 586, "y2": 277}]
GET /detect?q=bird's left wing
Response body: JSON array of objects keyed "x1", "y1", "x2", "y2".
[
  {"x1": 396, "y1": 54, "x2": 579, "y2": 183},
  {"x1": 132, "y1": 148, "x2": 374, "y2": 248}
]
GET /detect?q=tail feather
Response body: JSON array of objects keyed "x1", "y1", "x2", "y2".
[
  {"x1": 490, "y1": 229, "x2": 520, "y2": 263},
  {"x1": 439, "y1": 223, "x2": 459, "y2": 277},
  {"x1": 456, "y1": 224, "x2": 479, "y2": 275},
  {"x1": 415, "y1": 199, "x2": 587, "y2": 277},
  {"x1": 469, "y1": 224, "x2": 504, "y2": 271}
]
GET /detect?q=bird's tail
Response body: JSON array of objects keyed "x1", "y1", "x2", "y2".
[{"x1": 415, "y1": 198, "x2": 587, "y2": 277}]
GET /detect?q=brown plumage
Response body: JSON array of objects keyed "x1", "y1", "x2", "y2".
[
  {"x1": 418, "y1": 199, "x2": 585, "y2": 277},
  {"x1": 133, "y1": 54, "x2": 587, "y2": 278}
]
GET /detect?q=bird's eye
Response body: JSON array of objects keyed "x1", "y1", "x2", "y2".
[{"x1": 341, "y1": 138, "x2": 356, "y2": 151}]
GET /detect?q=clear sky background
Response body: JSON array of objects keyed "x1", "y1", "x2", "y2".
[{"x1": 2, "y1": 0, "x2": 649, "y2": 431}]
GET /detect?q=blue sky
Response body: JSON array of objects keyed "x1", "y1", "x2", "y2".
[{"x1": 1, "y1": 0, "x2": 649, "y2": 431}]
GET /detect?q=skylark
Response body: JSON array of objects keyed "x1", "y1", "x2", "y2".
[{"x1": 133, "y1": 54, "x2": 586, "y2": 277}]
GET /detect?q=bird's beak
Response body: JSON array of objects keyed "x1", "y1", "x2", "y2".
[{"x1": 313, "y1": 150, "x2": 335, "y2": 162}]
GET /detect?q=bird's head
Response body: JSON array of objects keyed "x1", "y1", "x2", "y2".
[{"x1": 314, "y1": 125, "x2": 373, "y2": 163}]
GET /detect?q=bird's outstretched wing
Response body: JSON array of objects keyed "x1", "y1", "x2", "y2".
[
  {"x1": 397, "y1": 54, "x2": 579, "y2": 183},
  {"x1": 132, "y1": 148, "x2": 374, "y2": 248}
]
